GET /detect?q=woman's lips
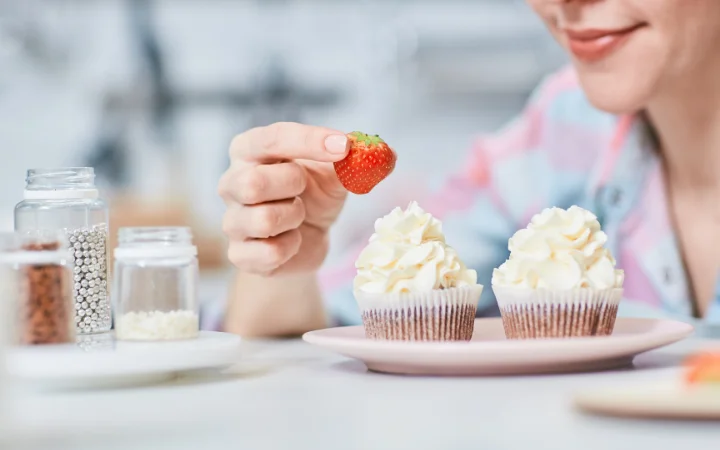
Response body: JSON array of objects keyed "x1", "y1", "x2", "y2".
[{"x1": 564, "y1": 24, "x2": 644, "y2": 63}]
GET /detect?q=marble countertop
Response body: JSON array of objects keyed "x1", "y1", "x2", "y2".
[{"x1": 3, "y1": 335, "x2": 720, "y2": 450}]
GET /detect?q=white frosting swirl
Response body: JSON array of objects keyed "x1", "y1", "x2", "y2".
[
  {"x1": 492, "y1": 206, "x2": 624, "y2": 290},
  {"x1": 354, "y1": 201, "x2": 478, "y2": 294}
]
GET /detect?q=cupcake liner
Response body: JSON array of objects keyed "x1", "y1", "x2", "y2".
[
  {"x1": 354, "y1": 285, "x2": 483, "y2": 342},
  {"x1": 492, "y1": 286, "x2": 623, "y2": 339}
]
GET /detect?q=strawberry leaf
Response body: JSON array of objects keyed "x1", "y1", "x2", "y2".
[{"x1": 348, "y1": 131, "x2": 385, "y2": 146}]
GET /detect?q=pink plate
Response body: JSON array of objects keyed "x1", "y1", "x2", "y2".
[{"x1": 302, "y1": 318, "x2": 694, "y2": 376}]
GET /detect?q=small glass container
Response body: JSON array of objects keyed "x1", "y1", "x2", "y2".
[
  {"x1": 112, "y1": 227, "x2": 199, "y2": 341},
  {"x1": 14, "y1": 168, "x2": 111, "y2": 335},
  {"x1": 0, "y1": 231, "x2": 75, "y2": 346}
]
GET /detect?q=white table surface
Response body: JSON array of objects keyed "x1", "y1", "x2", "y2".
[{"x1": 4, "y1": 336, "x2": 720, "y2": 450}]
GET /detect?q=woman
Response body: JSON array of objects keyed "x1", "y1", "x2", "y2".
[{"x1": 217, "y1": 0, "x2": 720, "y2": 336}]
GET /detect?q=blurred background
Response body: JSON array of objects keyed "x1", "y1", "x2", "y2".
[{"x1": 0, "y1": 0, "x2": 567, "y2": 325}]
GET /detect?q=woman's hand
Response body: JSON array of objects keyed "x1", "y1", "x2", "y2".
[{"x1": 219, "y1": 122, "x2": 349, "y2": 276}]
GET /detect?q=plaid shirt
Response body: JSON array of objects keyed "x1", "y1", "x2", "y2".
[{"x1": 317, "y1": 65, "x2": 720, "y2": 327}]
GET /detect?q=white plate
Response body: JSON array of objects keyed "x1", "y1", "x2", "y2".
[
  {"x1": 6, "y1": 331, "x2": 242, "y2": 389},
  {"x1": 303, "y1": 318, "x2": 694, "y2": 376},
  {"x1": 575, "y1": 383, "x2": 720, "y2": 420}
]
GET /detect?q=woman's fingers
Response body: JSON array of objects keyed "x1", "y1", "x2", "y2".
[
  {"x1": 227, "y1": 228, "x2": 303, "y2": 275},
  {"x1": 223, "y1": 197, "x2": 306, "y2": 240},
  {"x1": 219, "y1": 161, "x2": 307, "y2": 206},
  {"x1": 220, "y1": 122, "x2": 352, "y2": 273},
  {"x1": 230, "y1": 122, "x2": 349, "y2": 164}
]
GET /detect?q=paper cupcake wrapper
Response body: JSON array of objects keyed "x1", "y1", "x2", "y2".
[
  {"x1": 492, "y1": 286, "x2": 623, "y2": 339},
  {"x1": 354, "y1": 285, "x2": 483, "y2": 342}
]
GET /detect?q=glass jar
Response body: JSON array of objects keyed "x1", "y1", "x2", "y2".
[
  {"x1": 112, "y1": 227, "x2": 199, "y2": 341},
  {"x1": 0, "y1": 231, "x2": 75, "y2": 346},
  {"x1": 14, "y1": 168, "x2": 111, "y2": 335}
]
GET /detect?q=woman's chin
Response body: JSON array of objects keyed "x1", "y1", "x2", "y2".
[
  {"x1": 571, "y1": 45, "x2": 665, "y2": 115},
  {"x1": 585, "y1": 94, "x2": 645, "y2": 115},
  {"x1": 576, "y1": 72, "x2": 657, "y2": 115}
]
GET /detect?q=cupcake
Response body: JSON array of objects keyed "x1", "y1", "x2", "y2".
[
  {"x1": 492, "y1": 206, "x2": 624, "y2": 339},
  {"x1": 354, "y1": 201, "x2": 483, "y2": 341}
]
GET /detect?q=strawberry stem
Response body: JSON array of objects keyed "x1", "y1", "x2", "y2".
[{"x1": 349, "y1": 131, "x2": 385, "y2": 146}]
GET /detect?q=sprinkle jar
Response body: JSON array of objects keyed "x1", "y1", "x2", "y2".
[
  {"x1": 112, "y1": 227, "x2": 199, "y2": 341},
  {"x1": 14, "y1": 168, "x2": 111, "y2": 334},
  {"x1": 0, "y1": 231, "x2": 75, "y2": 345}
]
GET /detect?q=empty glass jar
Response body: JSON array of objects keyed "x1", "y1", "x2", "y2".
[
  {"x1": 112, "y1": 227, "x2": 199, "y2": 341},
  {"x1": 0, "y1": 231, "x2": 75, "y2": 346},
  {"x1": 14, "y1": 168, "x2": 111, "y2": 334}
]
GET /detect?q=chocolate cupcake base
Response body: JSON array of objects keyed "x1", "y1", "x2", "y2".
[
  {"x1": 500, "y1": 302, "x2": 619, "y2": 339},
  {"x1": 355, "y1": 285, "x2": 483, "y2": 342},
  {"x1": 492, "y1": 287, "x2": 623, "y2": 340},
  {"x1": 362, "y1": 304, "x2": 476, "y2": 341}
]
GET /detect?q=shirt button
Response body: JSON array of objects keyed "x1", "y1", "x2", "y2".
[{"x1": 663, "y1": 267, "x2": 673, "y2": 285}]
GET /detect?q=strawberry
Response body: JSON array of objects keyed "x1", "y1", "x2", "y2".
[
  {"x1": 684, "y1": 352, "x2": 720, "y2": 385},
  {"x1": 334, "y1": 131, "x2": 397, "y2": 194}
]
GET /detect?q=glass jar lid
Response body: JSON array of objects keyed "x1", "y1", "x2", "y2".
[
  {"x1": 0, "y1": 231, "x2": 71, "y2": 264},
  {"x1": 24, "y1": 168, "x2": 99, "y2": 200},
  {"x1": 114, "y1": 227, "x2": 197, "y2": 259}
]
